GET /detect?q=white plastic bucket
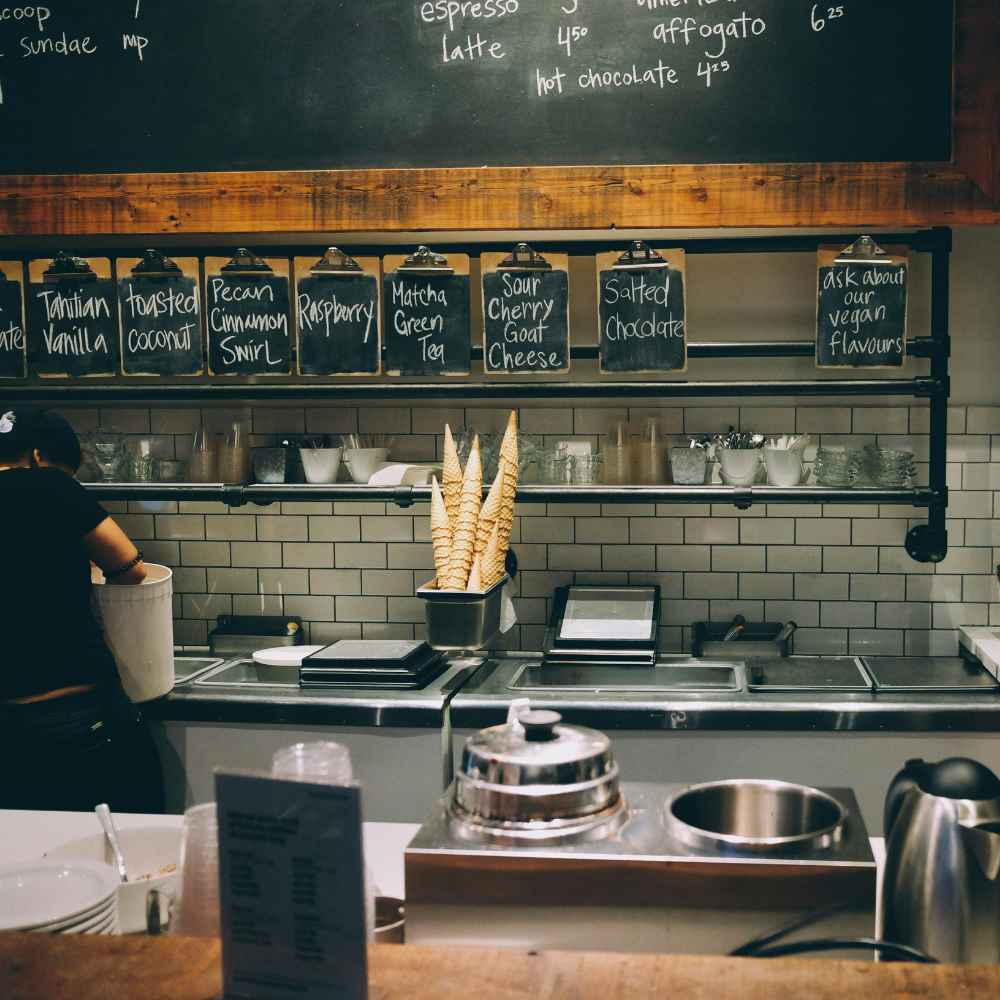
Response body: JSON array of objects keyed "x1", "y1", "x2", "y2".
[{"x1": 92, "y1": 563, "x2": 174, "y2": 702}]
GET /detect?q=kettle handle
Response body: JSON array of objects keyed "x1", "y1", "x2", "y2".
[{"x1": 884, "y1": 758, "x2": 927, "y2": 836}]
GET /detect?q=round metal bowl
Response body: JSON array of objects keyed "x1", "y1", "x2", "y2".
[{"x1": 665, "y1": 779, "x2": 847, "y2": 854}]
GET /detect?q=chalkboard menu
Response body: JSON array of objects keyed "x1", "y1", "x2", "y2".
[
  {"x1": 27, "y1": 257, "x2": 119, "y2": 378},
  {"x1": 383, "y1": 253, "x2": 471, "y2": 377},
  {"x1": 0, "y1": 2, "x2": 953, "y2": 175},
  {"x1": 816, "y1": 245, "x2": 908, "y2": 369},
  {"x1": 206, "y1": 256, "x2": 291, "y2": 376},
  {"x1": 482, "y1": 250, "x2": 570, "y2": 375},
  {"x1": 596, "y1": 248, "x2": 687, "y2": 373},
  {"x1": 294, "y1": 253, "x2": 381, "y2": 376},
  {"x1": 117, "y1": 254, "x2": 203, "y2": 376},
  {"x1": 0, "y1": 262, "x2": 27, "y2": 380}
]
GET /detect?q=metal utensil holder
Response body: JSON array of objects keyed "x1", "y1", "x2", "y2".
[
  {"x1": 693, "y1": 621, "x2": 793, "y2": 659},
  {"x1": 416, "y1": 576, "x2": 507, "y2": 651}
]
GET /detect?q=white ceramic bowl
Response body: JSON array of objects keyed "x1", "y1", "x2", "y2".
[
  {"x1": 764, "y1": 448, "x2": 805, "y2": 487},
  {"x1": 343, "y1": 448, "x2": 388, "y2": 484},
  {"x1": 299, "y1": 447, "x2": 343, "y2": 484},
  {"x1": 717, "y1": 447, "x2": 761, "y2": 487},
  {"x1": 44, "y1": 826, "x2": 181, "y2": 934}
]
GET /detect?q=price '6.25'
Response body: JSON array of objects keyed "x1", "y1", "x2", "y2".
[{"x1": 811, "y1": 4, "x2": 846, "y2": 32}]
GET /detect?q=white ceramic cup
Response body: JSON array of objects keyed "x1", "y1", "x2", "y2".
[
  {"x1": 343, "y1": 448, "x2": 388, "y2": 484},
  {"x1": 764, "y1": 448, "x2": 805, "y2": 487},
  {"x1": 299, "y1": 447, "x2": 343, "y2": 484},
  {"x1": 43, "y1": 826, "x2": 181, "y2": 934},
  {"x1": 718, "y1": 447, "x2": 761, "y2": 487}
]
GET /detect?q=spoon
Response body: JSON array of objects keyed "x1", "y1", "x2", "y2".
[{"x1": 95, "y1": 803, "x2": 128, "y2": 883}]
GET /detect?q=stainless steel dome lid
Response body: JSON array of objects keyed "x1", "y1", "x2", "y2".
[
  {"x1": 452, "y1": 709, "x2": 622, "y2": 827},
  {"x1": 458, "y1": 709, "x2": 616, "y2": 787}
]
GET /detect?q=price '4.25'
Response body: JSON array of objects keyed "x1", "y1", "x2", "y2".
[
  {"x1": 811, "y1": 5, "x2": 846, "y2": 32},
  {"x1": 697, "y1": 60, "x2": 730, "y2": 88}
]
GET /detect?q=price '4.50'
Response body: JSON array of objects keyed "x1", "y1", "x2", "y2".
[
  {"x1": 558, "y1": 23, "x2": 588, "y2": 57},
  {"x1": 811, "y1": 4, "x2": 846, "y2": 32}
]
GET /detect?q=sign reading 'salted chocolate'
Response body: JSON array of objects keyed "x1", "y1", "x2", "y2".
[
  {"x1": 597, "y1": 248, "x2": 687, "y2": 373},
  {"x1": 0, "y1": 263, "x2": 26, "y2": 379}
]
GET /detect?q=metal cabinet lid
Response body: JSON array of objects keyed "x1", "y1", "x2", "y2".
[
  {"x1": 862, "y1": 656, "x2": 1000, "y2": 692},
  {"x1": 746, "y1": 656, "x2": 872, "y2": 692}
]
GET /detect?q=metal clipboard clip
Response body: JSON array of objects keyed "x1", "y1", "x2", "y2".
[
  {"x1": 309, "y1": 247, "x2": 363, "y2": 276},
  {"x1": 44, "y1": 251, "x2": 98, "y2": 283},
  {"x1": 130, "y1": 249, "x2": 182, "y2": 278},
  {"x1": 612, "y1": 241, "x2": 668, "y2": 271},
  {"x1": 835, "y1": 235, "x2": 895, "y2": 266},
  {"x1": 497, "y1": 243, "x2": 552, "y2": 272},
  {"x1": 396, "y1": 246, "x2": 454, "y2": 276},
  {"x1": 220, "y1": 248, "x2": 274, "y2": 278}
]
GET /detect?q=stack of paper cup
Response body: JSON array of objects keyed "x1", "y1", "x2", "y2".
[
  {"x1": 272, "y1": 741, "x2": 377, "y2": 940},
  {"x1": 172, "y1": 803, "x2": 220, "y2": 938}
]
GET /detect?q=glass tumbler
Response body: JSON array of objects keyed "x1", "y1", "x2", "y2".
[{"x1": 188, "y1": 428, "x2": 218, "y2": 483}]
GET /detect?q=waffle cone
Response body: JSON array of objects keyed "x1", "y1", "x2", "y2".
[
  {"x1": 475, "y1": 469, "x2": 503, "y2": 559},
  {"x1": 442, "y1": 423, "x2": 463, "y2": 531},
  {"x1": 482, "y1": 520, "x2": 505, "y2": 589},
  {"x1": 497, "y1": 410, "x2": 519, "y2": 552},
  {"x1": 430, "y1": 476, "x2": 452, "y2": 588},
  {"x1": 445, "y1": 435, "x2": 482, "y2": 589},
  {"x1": 467, "y1": 554, "x2": 483, "y2": 593}
]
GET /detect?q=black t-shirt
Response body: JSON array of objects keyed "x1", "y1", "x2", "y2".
[{"x1": 0, "y1": 468, "x2": 117, "y2": 699}]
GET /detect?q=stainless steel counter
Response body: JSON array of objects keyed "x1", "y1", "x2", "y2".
[
  {"x1": 448, "y1": 655, "x2": 1000, "y2": 733},
  {"x1": 148, "y1": 651, "x2": 1000, "y2": 733},
  {"x1": 145, "y1": 657, "x2": 482, "y2": 729}
]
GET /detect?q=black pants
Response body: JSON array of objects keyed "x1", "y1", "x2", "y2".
[{"x1": 0, "y1": 684, "x2": 165, "y2": 814}]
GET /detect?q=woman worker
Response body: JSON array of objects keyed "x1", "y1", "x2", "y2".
[{"x1": 0, "y1": 408, "x2": 165, "y2": 812}]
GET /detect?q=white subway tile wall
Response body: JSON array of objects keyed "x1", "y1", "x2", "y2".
[{"x1": 78, "y1": 404, "x2": 998, "y2": 655}]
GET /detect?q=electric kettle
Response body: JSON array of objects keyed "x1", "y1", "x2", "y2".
[{"x1": 882, "y1": 757, "x2": 1000, "y2": 963}]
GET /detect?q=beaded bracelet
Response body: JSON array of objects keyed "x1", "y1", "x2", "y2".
[{"x1": 104, "y1": 550, "x2": 144, "y2": 580}]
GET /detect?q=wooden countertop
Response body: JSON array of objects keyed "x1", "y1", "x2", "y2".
[{"x1": 3, "y1": 933, "x2": 1000, "y2": 1000}]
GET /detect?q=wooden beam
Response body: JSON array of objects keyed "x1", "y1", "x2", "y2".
[
  {"x1": 954, "y1": 0, "x2": 1000, "y2": 204},
  {"x1": 1, "y1": 161, "x2": 998, "y2": 237}
]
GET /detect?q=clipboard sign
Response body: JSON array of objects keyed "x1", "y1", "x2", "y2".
[
  {"x1": 596, "y1": 244, "x2": 687, "y2": 374},
  {"x1": 0, "y1": 261, "x2": 27, "y2": 380},
  {"x1": 816, "y1": 236, "x2": 909, "y2": 370},
  {"x1": 117, "y1": 252, "x2": 204, "y2": 377},
  {"x1": 383, "y1": 247, "x2": 471, "y2": 376},
  {"x1": 481, "y1": 244, "x2": 570, "y2": 375},
  {"x1": 205, "y1": 250, "x2": 292, "y2": 376},
  {"x1": 294, "y1": 248, "x2": 382, "y2": 376},
  {"x1": 27, "y1": 254, "x2": 120, "y2": 379}
]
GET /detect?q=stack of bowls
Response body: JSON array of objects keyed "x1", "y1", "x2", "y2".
[
  {"x1": 814, "y1": 446, "x2": 856, "y2": 487},
  {"x1": 0, "y1": 861, "x2": 120, "y2": 935}
]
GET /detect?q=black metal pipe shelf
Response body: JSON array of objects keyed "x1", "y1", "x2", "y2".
[
  {"x1": 84, "y1": 482, "x2": 938, "y2": 509},
  {"x1": 0, "y1": 227, "x2": 950, "y2": 259},
  {"x1": 5, "y1": 376, "x2": 943, "y2": 405}
]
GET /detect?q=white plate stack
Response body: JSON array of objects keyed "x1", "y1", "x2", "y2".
[{"x1": 0, "y1": 861, "x2": 121, "y2": 935}]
